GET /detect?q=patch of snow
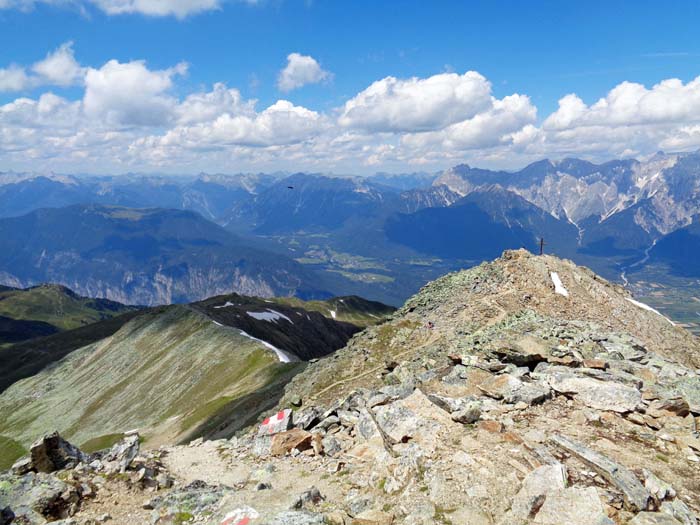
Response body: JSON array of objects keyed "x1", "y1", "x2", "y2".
[
  {"x1": 214, "y1": 301, "x2": 236, "y2": 309},
  {"x1": 329, "y1": 310, "x2": 337, "y2": 319},
  {"x1": 626, "y1": 297, "x2": 675, "y2": 325},
  {"x1": 550, "y1": 272, "x2": 569, "y2": 297},
  {"x1": 238, "y1": 330, "x2": 298, "y2": 363},
  {"x1": 212, "y1": 320, "x2": 224, "y2": 327},
  {"x1": 247, "y1": 309, "x2": 293, "y2": 324}
]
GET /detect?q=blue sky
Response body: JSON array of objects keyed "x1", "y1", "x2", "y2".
[{"x1": 1, "y1": 0, "x2": 700, "y2": 174}]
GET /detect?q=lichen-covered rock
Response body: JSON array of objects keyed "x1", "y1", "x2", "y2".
[
  {"x1": 150, "y1": 480, "x2": 235, "y2": 524},
  {"x1": 0, "y1": 471, "x2": 82, "y2": 524},
  {"x1": 265, "y1": 511, "x2": 325, "y2": 524},
  {"x1": 478, "y1": 374, "x2": 550, "y2": 405},
  {"x1": 29, "y1": 432, "x2": 89, "y2": 474}
]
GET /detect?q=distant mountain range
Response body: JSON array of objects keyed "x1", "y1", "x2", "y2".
[
  {"x1": 0, "y1": 204, "x2": 332, "y2": 305},
  {"x1": 1, "y1": 150, "x2": 699, "y2": 307},
  {"x1": 0, "y1": 172, "x2": 275, "y2": 221}
]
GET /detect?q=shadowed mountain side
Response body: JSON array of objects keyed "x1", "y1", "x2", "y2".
[
  {"x1": 385, "y1": 188, "x2": 579, "y2": 260},
  {"x1": 192, "y1": 294, "x2": 372, "y2": 361}
]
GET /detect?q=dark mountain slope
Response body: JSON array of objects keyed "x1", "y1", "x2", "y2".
[
  {"x1": 192, "y1": 294, "x2": 361, "y2": 361},
  {"x1": 385, "y1": 187, "x2": 578, "y2": 260},
  {"x1": 644, "y1": 216, "x2": 700, "y2": 278},
  {"x1": 0, "y1": 316, "x2": 59, "y2": 345},
  {"x1": 272, "y1": 295, "x2": 396, "y2": 327}
]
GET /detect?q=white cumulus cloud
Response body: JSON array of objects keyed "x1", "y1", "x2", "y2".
[
  {"x1": 401, "y1": 93, "x2": 537, "y2": 151},
  {"x1": 0, "y1": 41, "x2": 85, "y2": 92},
  {"x1": 5, "y1": 50, "x2": 700, "y2": 174},
  {"x1": 338, "y1": 71, "x2": 493, "y2": 133},
  {"x1": 516, "y1": 76, "x2": 700, "y2": 159},
  {"x1": 32, "y1": 42, "x2": 85, "y2": 87},
  {"x1": 83, "y1": 59, "x2": 187, "y2": 126},
  {"x1": 0, "y1": 65, "x2": 30, "y2": 92},
  {"x1": 277, "y1": 53, "x2": 332, "y2": 92}
]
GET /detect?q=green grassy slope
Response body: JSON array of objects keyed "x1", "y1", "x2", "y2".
[
  {"x1": 0, "y1": 309, "x2": 147, "y2": 394},
  {"x1": 0, "y1": 284, "x2": 137, "y2": 332},
  {"x1": 0, "y1": 306, "x2": 300, "y2": 453}
]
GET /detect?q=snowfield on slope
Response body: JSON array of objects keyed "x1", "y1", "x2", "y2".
[
  {"x1": 246, "y1": 309, "x2": 293, "y2": 323},
  {"x1": 213, "y1": 301, "x2": 237, "y2": 309},
  {"x1": 238, "y1": 329, "x2": 298, "y2": 363},
  {"x1": 626, "y1": 297, "x2": 675, "y2": 326},
  {"x1": 550, "y1": 271, "x2": 569, "y2": 297}
]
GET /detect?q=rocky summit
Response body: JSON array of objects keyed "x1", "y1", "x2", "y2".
[{"x1": 3, "y1": 250, "x2": 700, "y2": 525}]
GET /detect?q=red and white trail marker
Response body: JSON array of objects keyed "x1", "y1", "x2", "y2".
[{"x1": 257, "y1": 408, "x2": 293, "y2": 436}]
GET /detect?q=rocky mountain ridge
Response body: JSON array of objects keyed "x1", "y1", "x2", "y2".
[
  {"x1": 434, "y1": 151, "x2": 700, "y2": 238},
  {"x1": 2, "y1": 250, "x2": 700, "y2": 525}
]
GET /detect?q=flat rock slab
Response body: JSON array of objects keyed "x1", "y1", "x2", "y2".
[
  {"x1": 629, "y1": 512, "x2": 684, "y2": 524},
  {"x1": 478, "y1": 374, "x2": 549, "y2": 405},
  {"x1": 546, "y1": 373, "x2": 641, "y2": 413},
  {"x1": 373, "y1": 389, "x2": 456, "y2": 454},
  {"x1": 672, "y1": 377, "x2": 700, "y2": 414},
  {"x1": 501, "y1": 464, "x2": 567, "y2": 523},
  {"x1": 550, "y1": 434, "x2": 650, "y2": 512},
  {"x1": 533, "y1": 486, "x2": 614, "y2": 525}
]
